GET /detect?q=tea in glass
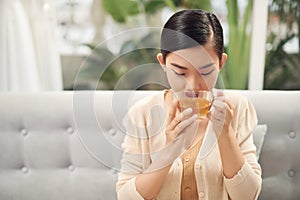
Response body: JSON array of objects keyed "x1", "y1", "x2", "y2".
[{"x1": 179, "y1": 90, "x2": 213, "y2": 119}]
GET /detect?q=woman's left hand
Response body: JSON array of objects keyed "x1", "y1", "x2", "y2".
[{"x1": 208, "y1": 91, "x2": 235, "y2": 137}]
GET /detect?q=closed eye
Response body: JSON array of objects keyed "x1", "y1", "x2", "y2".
[
  {"x1": 172, "y1": 69, "x2": 185, "y2": 76},
  {"x1": 201, "y1": 69, "x2": 215, "y2": 76}
]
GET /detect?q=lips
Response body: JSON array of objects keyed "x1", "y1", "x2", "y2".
[{"x1": 185, "y1": 90, "x2": 201, "y2": 97}]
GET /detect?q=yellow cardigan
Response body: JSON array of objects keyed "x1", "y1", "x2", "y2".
[{"x1": 116, "y1": 90, "x2": 262, "y2": 200}]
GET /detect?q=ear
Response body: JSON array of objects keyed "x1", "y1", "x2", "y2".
[
  {"x1": 157, "y1": 53, "x2": 166, "y2": 71},
  {"x1": 219, "y1": 53, "x2": 227, "y2": 71}
]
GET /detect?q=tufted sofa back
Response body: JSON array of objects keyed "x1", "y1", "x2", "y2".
[
  {"x1": 0, "y1": 90, "x2": 299, "y2": 200},
  {"x1": 231, "y1": 90, "x2": 300, "y2": 200}
]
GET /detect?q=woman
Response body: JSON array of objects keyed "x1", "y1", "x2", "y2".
[{"x1": 116, "y1": 9, "x2": 262, "y2": 200}]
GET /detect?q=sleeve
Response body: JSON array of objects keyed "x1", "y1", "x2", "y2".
[
  {"x1": 116, "y1": 105, "x2": 151, "y2": 200},
  {"x1": 224, "y1": 97, "x2": 262, "y2": 200}
]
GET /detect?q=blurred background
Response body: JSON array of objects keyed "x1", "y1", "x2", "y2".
[{"x1": 0, "y1": 0, "x2": 299, "y2": 91}]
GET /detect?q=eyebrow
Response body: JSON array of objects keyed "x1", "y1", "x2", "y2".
[
  {"x1": 170, "y1": 63, "x2": 187, "y2": 70},
  {"x1": 199, "y1": 62, "x2": 215, "y2": 69},
  {"x1": 170, "y1": 62, "x2": 215, "y2": 70}
]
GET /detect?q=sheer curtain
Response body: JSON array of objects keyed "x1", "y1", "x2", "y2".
[
  {"x1": 0, "y1": 0, "x2": 63, "y2": 91},
  {"x1": 0, "y1": 0, "x2": 40, "y2": 91},
  {"x1": 22, "y1": 0, "x2": 62, "y2": 91}
]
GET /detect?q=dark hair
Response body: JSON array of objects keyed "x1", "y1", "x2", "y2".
[{"x1": 160, "y1": 9, "x2": 224, "y2": 63}]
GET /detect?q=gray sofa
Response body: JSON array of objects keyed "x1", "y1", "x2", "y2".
[{"x1": 0, "y1": 90, "x2": 299, "y2": 200}]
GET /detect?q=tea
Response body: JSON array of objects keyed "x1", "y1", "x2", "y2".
[{"x1": 180, "y1": 97, "x2": 211, "y2": 119}]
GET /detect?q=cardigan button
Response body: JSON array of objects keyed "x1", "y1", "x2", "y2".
[
  {"x1": 196, "y1": 163, "x2": 202, "y2": 169},
  {"x1": 199, "y1": 191, "x2": 205, "y2": 198}
]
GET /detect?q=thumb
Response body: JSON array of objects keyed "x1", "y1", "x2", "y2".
[
  {"x1": 217, "y1": 90, "x2": 224, "y2": 97},
  {"x1": 207, "y1": 111, "x2": 212, "y2": 120}
]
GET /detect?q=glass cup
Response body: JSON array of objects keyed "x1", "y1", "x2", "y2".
[{"x1": 178, "y1": 90, "x2": 214, "y2": 120}]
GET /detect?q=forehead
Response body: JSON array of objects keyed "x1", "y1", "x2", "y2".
[{"x1": 166, "y1": 45, "x2": 216, "y2": 66}]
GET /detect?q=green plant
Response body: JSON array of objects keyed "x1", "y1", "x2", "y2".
[
  {"x1": 102, "y1": 0, "x2": 140, "y2": 23},
  {"x1": 84, "y1": 0, "x2": 210, "y2": 90},
  {"x1": 264, "y1": 0, "x2": 300, "y2": 90},
  {"x1": 77, "y1": 31, "x2": 167, "y2": 90},
  {"x1": 102, "y1": 0, "x2": 211, "y2": 23},
  {"x1": 221, "y1": 0, "x2": 253, "y2": 89},
  {"x1": 99, "y1": 0, "x2": 254, "y2": 89}
]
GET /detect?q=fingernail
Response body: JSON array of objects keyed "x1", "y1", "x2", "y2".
[
  {"x1": 192, "y1": 114, "x2": 198, "y2": 119},
  {"x1": 213, "y1": 101, "x2": 226, "y2": 108},
  {"x1": 183, "y1": 108, "x2": 192, "y2": 114}
]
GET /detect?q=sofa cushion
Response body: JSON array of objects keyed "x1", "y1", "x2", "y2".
[
  {"x1": 0, "y1": 90, "x2": 300, "y2": 200},
  {"x1": 252, "y1": 124, "x2": 267, "y2": 159}
]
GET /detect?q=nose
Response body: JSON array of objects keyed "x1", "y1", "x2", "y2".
[{"x1": 185, "y1": 73, "x2": 208, "y2": 90}]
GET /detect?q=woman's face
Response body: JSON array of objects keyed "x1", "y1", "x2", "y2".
[{"x1": 157, "y1": 45, "x2": 227, "y2": 93}]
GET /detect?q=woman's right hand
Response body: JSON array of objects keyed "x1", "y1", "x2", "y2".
[
  {"x1": 145, "y1": 99, "x2": 198, "y2": 173},
  {"x1": 165, "y1": 99, "x2": 198, "y2": 146}
]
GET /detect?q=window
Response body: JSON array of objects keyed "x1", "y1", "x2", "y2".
[{"x1": 263, "y1": 0, "x2": 299, "y2": 90}]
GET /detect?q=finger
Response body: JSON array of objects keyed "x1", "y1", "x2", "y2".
[
  {"x1": 211, "y1": 108, "x2": 225, "y2": 120},
  {"x1": 169, "y1": 108, "x2": 193, "y2": 131},
  {"x1": 214, "y1": 95, "x2": 225, "y2": 102},
  {"x1": 212, "y1": 100, "x2": 226, "y2": 113},
  {"x1": 207, "y1": 111, "x2": 211, "y2": 119},
  {"x1": 210, "y1": 112, "x2": 226, "y2": 134},
  {"x1": 225, "y1": 98, "x2": 235, "y2": 111},
  {"x1": 212, "y1": 101, "x2": 234, "y2": 122},
  {"x1": 167, "y1": 100, "x2": 179, "y2": 126},
  {"x1": 173, "y1": 113, "x2": 198, "y2": 135},
  {"x1": 210, "y1": 113, "x2": 223, "y2": 123},
  {"x1": 213, "y1": 91, "x2": 225, "y2": 103},
  {"x1": 217, "y1": 90, "x2": 225, "y2": 97}
]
